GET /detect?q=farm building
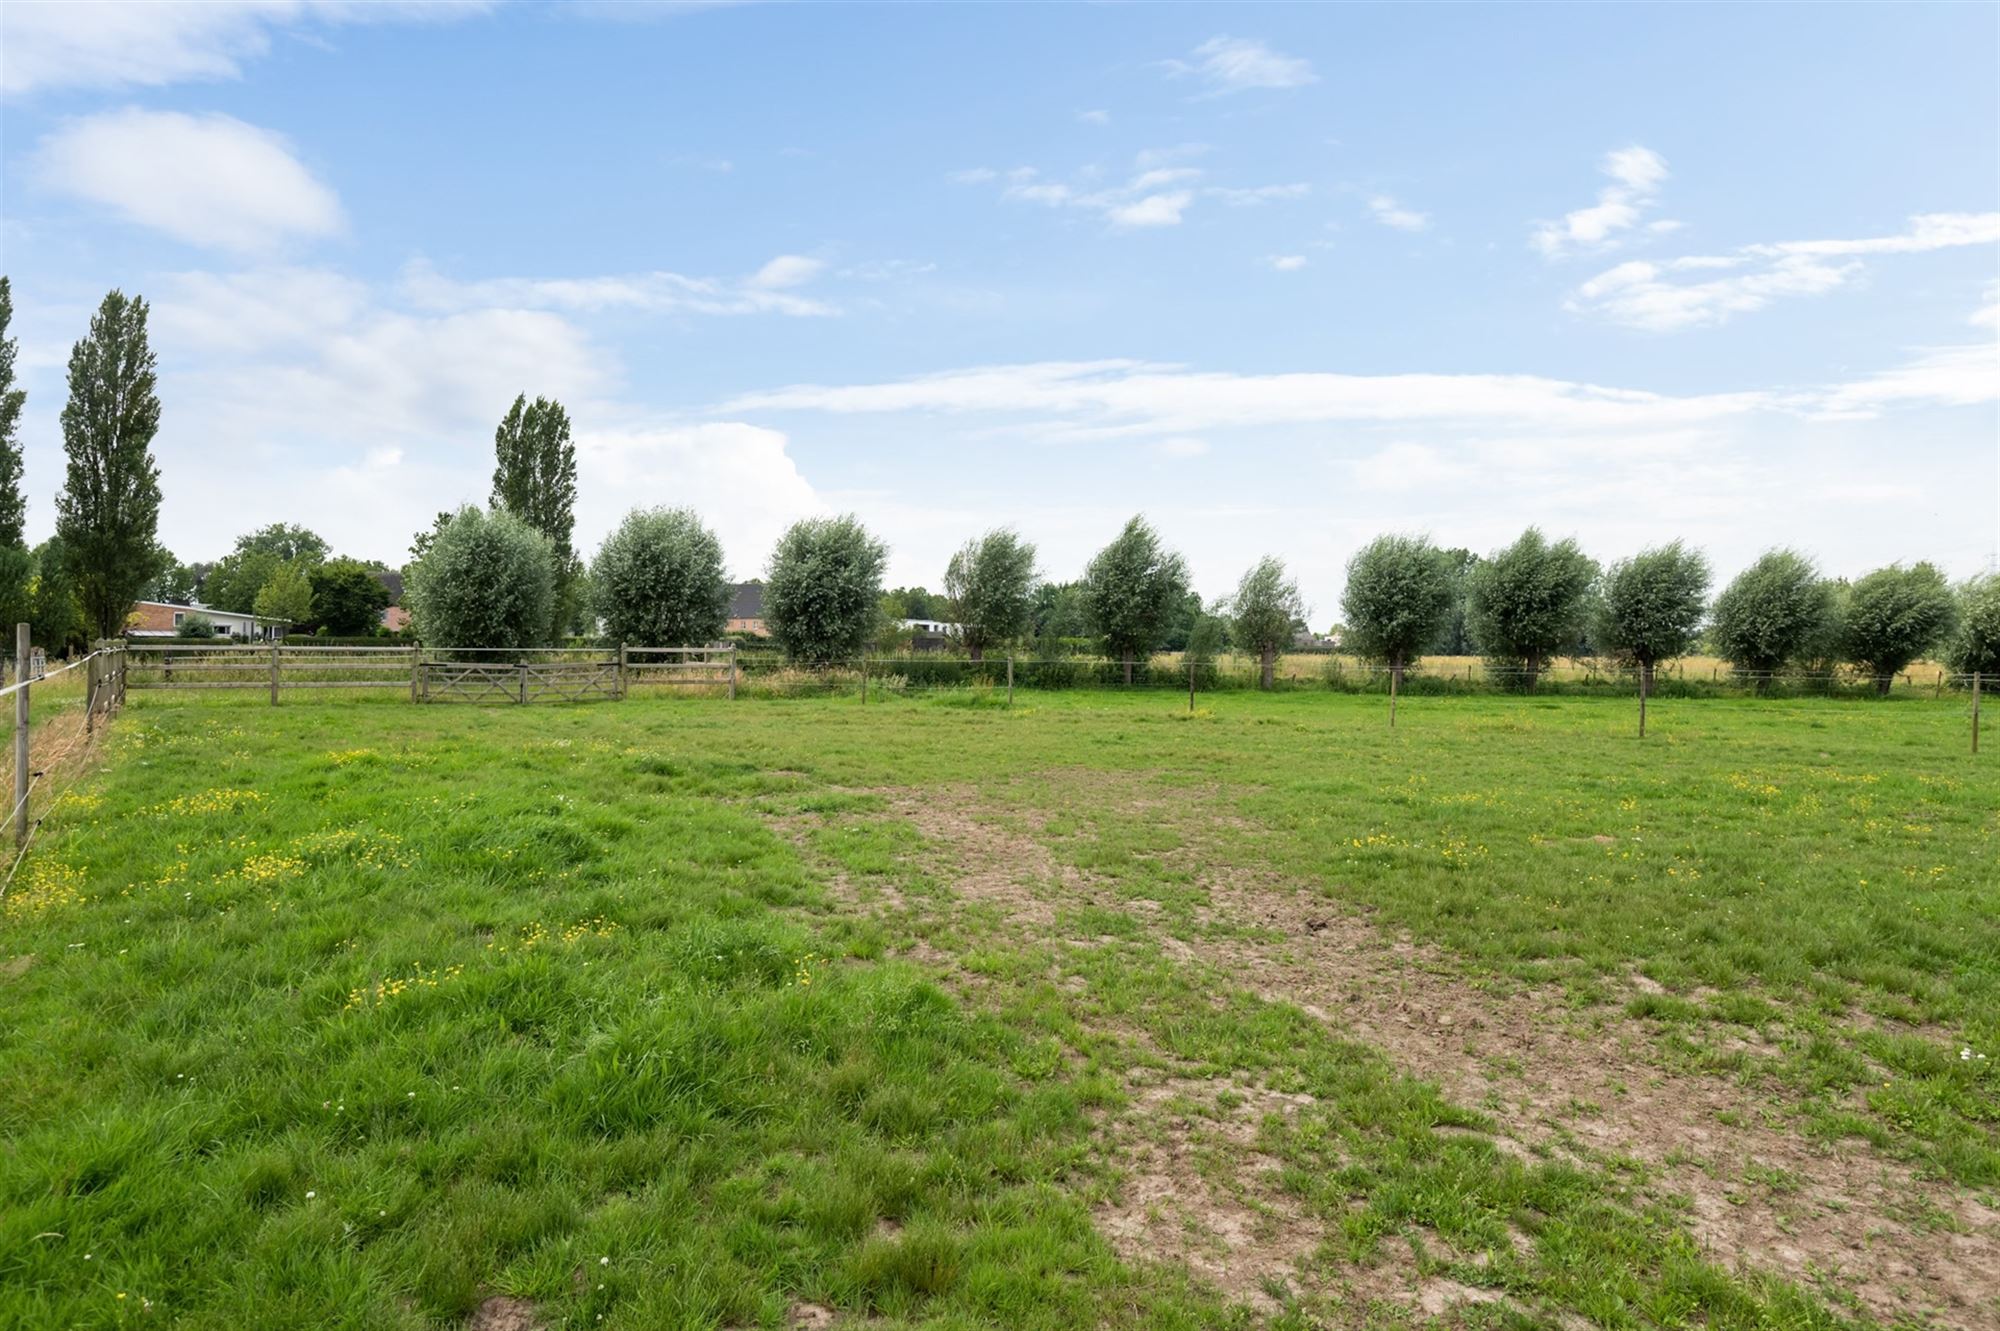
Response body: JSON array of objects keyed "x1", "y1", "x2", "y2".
[{"x1": 727, "y1": 582, "x2": 767, "y2": 636}]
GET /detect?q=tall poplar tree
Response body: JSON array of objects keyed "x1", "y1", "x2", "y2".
[
  {"x1": 491, "y1": 394, "x2": 579, "y2": 640},
  {"x1": 0, "y1": 278, "x2": 31, "y2": 629},
  {"x1": 55, "y1": 290, "x2": 163, "y2": 639}
]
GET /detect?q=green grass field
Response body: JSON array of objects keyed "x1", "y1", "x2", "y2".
[{"x1": 1, "y1": 689, "x2": 1993, "y2": 1330}]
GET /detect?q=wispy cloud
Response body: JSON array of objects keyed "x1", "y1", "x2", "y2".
[
  {"x1": 1163, "y1": 35, "x2": 1316, "y2": 96},
  {"x1": 957, "y1": 151, "x2": 1299, "y2": 232},
  {"x1": 1569, "y1": 213, "x2": 2000, "y2": 330},
  {"x1": 400, "y1": 254, "x2": 839, "y2": 318},
  {"x1": 1367, "y1": 195, "x2": 1429, "y2": 232},
  {"x1": 1532, "y1": 146, "x2": 1670, "y2": 258},
  {"x1": 1076, "y1": 109, "x2": 1110, "y2": 126},
  {"x1": 1264, "y1": 255, "x2": 1308, "y2": 272},
  {"x1": 0, "y1": 0, "x2": 489, "y2": 97},
  {"x1": 34, "y1": 108, "x2": 343, "y2": 253}
]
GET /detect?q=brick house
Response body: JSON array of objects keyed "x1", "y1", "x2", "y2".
[{"x1": 127, "y1": 601, "x2": 289, "y2": 640}]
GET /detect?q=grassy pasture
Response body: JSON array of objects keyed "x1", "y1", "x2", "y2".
[{"x1": 0, "y1": 688, "x2": 1992, "y2": 1329}]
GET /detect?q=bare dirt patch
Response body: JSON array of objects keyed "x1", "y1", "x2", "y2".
[
  {"x1": 466, "y1": 1296, "x2": 543, "y2": 1331},
  {"x1": 879, "y1": 785, "x2": 2000, "y2": 1330}
]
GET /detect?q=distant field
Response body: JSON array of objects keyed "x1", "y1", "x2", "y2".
[{"x1": 1, "y1": 689, "x2": 1993, "y2": 1329}]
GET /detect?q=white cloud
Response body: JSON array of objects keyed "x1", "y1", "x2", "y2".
[
  {"x1": 1165, "y1": 35, "x2": 1316, "y2": 95},
  {"x1": 949, "y1": 167, "x2": 998, "y2": 185},
  {"x1": 1532, "y1": 145, "x2": 1669, "y2": 258},
  {"x1": 748, "y1": 254, "x2": 826, "y2": 290},
  {"x1": 34, "y1": 108, "x2": 343, "y2": 253},
  {"x1": 0, "y1": 0, "x2": 487, "y2": 97},
  {"x1": 1211, "y1": 183, "x2": 1311, "y2": 207},
  {"x1": 399, "y1": 256, "x2": 838, "y2": 318},
  {"x1": 1367, "y1": 195, "x2": 1429, "y2": 232},
  {"x1": 575, "y1": 423, "x2": 827, "y2": 577},
  {"x1": 1077, "y1": 109, "x2": 1111, "y2": 126},
  {"x1": 1569, "y1": 213, "x2": 2000, "y2": 330},
  {"x1": 1104, "y1": 192, "x2": 1193, "y2": 229},
  {"x1": 1265, "y1": 255, "x2": 1308, "y2": 272},
  {"x1": 1156, "y1": 437, "x2": 1210, "y2": 458},
  {"x1": 723, "y1": 343, "x2": 1992, "y2": 443}
]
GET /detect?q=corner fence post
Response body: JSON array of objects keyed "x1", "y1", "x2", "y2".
[{"x1": 13, "y1": 623, "x2": 29, "y2": 848}]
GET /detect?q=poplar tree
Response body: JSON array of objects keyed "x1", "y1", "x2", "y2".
[
  {"x1": 0, "y1": 278, "x2": 31, "y2": 628},
  {"x1": 55, "y1": 290, "x2": 164, "y2": 639},
  {"x1": 491, "y1": 394, "x2": 579, "y2": 639}
]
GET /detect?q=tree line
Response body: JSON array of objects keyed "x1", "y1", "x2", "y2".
[{"x1": 2, "y1": 284, "x2": 1995, "y2": 686}]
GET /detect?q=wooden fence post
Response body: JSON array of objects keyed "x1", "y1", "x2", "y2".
[
  {"x1": 518, "y1": 660, "x2": 529, "y2": 705},
  {"x1": 1974, "y1": 672, "x2": 1982, "y2": 756},
  {"x1": 860, "y1": 656, "x2": 867, "y2": 705},
  {"x1": 1006, "y1": 654, "x2": 1014, "y2": 707},
  {"x1": 1187, "y1": 658, "x2": 1195, "y2": 713},
  {"x1": 85, "y1": 643, "x2": 99, "y2": 736},
  {"x1": 1389, "y1": 662, "x2": 1399, "y2": 728},
  {"x1": 1638, "y1": 664, "x2": 1648, "y2": 738},
  {"x1": 269, "y1": 643, "x2": 280, "y2": 706},
  {"x1": 617, "y1": 645, "x2": 629, "y2": 700},
  {"x1": 13, "y1": 623, "x2": 29, "y2": 848},
  {"x1": 727, "y1": 645, "x2": 737, "y2": 701}
]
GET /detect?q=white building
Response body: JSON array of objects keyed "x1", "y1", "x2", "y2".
[{"x1": 127, "y1": 601, "x2": 290, "y2": 641}]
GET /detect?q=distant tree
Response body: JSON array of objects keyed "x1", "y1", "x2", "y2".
[
  {"x1": 308, "y1": 557, "x2": 393, "y2": 635},
  {"x1": 1231, "y1": 556, "x2": 1305, "y2": 690},
  {"x1": 408, "y1": 510, "x2": 455, "y2": 566},
  {"x1": 1158, "y1": 587, "x2": 1211, "y2": 652},
  {"x1": 0, "y1": 280, "x2": 29, "y2": 631},
  {"x1": 881, "y1": 587, "x2": 942, "y2": 621},
  {"x1": 146, "y1": 551, "x2": 200, "y2": 605},
  {"x1": 1184, "y1": 605, "x2": 1228, "y2": 686},
  {"x1": 0, "y1": 277, "x2": 26, "y2": 551},
  {"x1": 1709, "y1": 550, "x2": 1834, "y2": 689},
  {"x1": 404, "y1": 506, "x2": 556, "y2": 651},
  {"x1": 28, "y1": 538, "x2": 88, "y2": 652},
  {"x1": 1946, "y1": 573, "x2": 2000, "y2": 679},
  {"x1": 178, "y1": 611, "x2": 215, "y2": 638},
  {"x1": 1084, "y1": 515, "x2": 1190, "y2": 684},
  {"x1": 1342, "y1": 535, "x2": 1455, "y2": 687},
  {"x1": 236, "y1": 523, "x2": 329, "y2": 566},
  {"x1": 1032, "y1": 581, "x2": 1090, "y2": 651},
  {"x1": 1594, "y1": 541, "x2": 1710, "y2": 691},
  {"x1": 1466, "y1": 528, "x2": 1598, "y2": 689},
  {"x1": 491, "y1": 394, "x2": 579, "y2": 639},
  {"x1": 591, "y1": 507, "x2": 730, "y2": 647},
  {"x1": 1841, "y1": 562, "x2": 1957, "y2": 693},
  {"x1": 944, "y1": 528, "x2": 1038, "y2": 661},
  {"x1": 55, "y1": 290, "x2": 165, "y2": 638},
  {"x1": 1428, "y1": 547, "x2": 1478, "y2": 655},
  {"x1": 252, "y1": 561, "x2": 314, "y2": 625},
  {"x1": 765, "y1": 514, "x2": 888, "y2": 663}
]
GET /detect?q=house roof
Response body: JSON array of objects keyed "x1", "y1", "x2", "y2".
[
  {"x1": 132, "y1": 600, "x2": 289, "y2": 626},
  {"x1": 374, "y1": 569, "x2": 405, "y2": 605},
  {"x1": 728, "y1": 581, "x2": 764, "y2": 619}
]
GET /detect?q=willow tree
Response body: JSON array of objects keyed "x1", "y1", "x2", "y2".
[
  {"x1": 1710, "y1": 550, "x2": 1833, "y2": 689},
  {"x1": 1594, "y1": 541, "x2": 1710, "y2": 692},
  {"x1": 1083, "y1": 515, "x2": 1189, "y2": 685},
  {"x1": 1230, "y1": 555, "x2": 1304, "y2": 690},
  {"x1": 1842, "y1": 563, "x2": 1957, "y2": 693},
  {"x1": 1341, "y1": 535, "x2": 1454, "y2": 689},
  {"x1": 1466, "y1": 528, "x2": 1597, "y2": 689},
  {"x1": 765, "y1": 514, "x2": 888, "y2": 664},
  {"x1": 944, "y1": 528, "x2": 1037, "y2": 661}
]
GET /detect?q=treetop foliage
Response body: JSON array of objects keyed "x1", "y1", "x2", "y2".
[
  {"x1": 765, "y1": 514, "x2": 888, "y2": 663},
  {"x1": 1946, "y1": 573, "x2": 2000, "y2": 678},
  {"x1": 308, "y1": 557, "x2": 393, "y2": 636},
  {"x1": 1342, "y1": 534, "x2": 1455, "y2": 671},
  {"x1": 1840, "y1": 562, "x2": 1957, "y2": 687},
  {"x1": 591, "y1": 506, "x2": 730, "y2": 647},
  {"x1": 1084, "y1": 515, "x2": 1189, "y2": 666},
  {"x1": 1710, "y1": 549, "x2": 1835, "y2": 676},
  {"x1": 404, "y1": 506, "x2": 556, "y2": 651},
  {"x1": 1466, "y1": 528, "x2": 1598, "y2": 680},
  {"x1": 1594, "y1": 541, "x2": 1710, "y2": 669},
  {"x1": 944, "y1": 528, "x2": 1038, "y2": 659}
]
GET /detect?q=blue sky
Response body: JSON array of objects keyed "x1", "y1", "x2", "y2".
[{"x1": 2, "y1": 1, "x2": 1996, "y2": 620}]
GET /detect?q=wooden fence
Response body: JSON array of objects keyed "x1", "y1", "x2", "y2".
[{"x1": 121, "y1": 643, "x2": 738, "y2": 705}]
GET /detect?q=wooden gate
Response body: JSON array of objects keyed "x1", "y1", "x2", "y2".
[{"x1": 416, "y1": 656, "x2": 622, "y2": 704}]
